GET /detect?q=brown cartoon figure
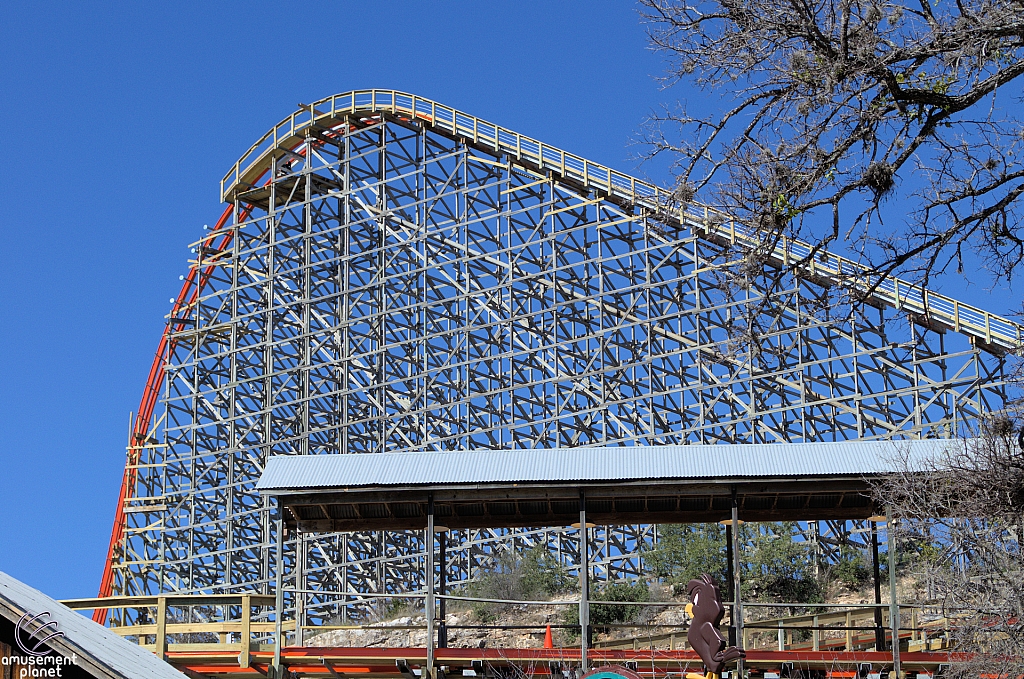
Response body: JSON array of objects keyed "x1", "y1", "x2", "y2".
[{"x1": 684, "y1": 574, "x2": 745, "y2": 678}]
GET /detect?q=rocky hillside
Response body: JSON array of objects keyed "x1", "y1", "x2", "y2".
[{"x1": 306, "y1": 575, "x2": 926, "y2": 650}]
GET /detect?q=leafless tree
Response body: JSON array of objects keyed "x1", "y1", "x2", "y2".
[
  {"x1": 875, "y1": 412, "x2": 1024, "y2": 677},
  {"x1": 639, "y1": 0, "x2": 1024, "y2": 290}
]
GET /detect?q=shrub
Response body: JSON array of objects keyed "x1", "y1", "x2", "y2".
[
  {"x1": 647, "y1": 522, "x2": 825, "y2": 605},
  {"x1": 644, "y1": 523, "x2": 727, "y2": 589},
  {"x1": 559, "y1": 579, "x2": 650, "y2": 637},
  {"x1": 832, "y1": 546, "x2": 871, "y2": 590},
  {"x1": 590, "y1": 580, "x2": 651, "y2": 629},
  {"x1": 466, "y1": 546, "x2": 574, "y2": 621},
  {"x1": 741, "y1": 522, "x2": 824, "y2": 604},
  {"x1": 521, "y1": 546, "x2": 575, "y2": 596}
]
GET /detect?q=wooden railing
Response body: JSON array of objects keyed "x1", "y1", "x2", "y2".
[
  {"x1": 62, "y1": 594, "x2": 293, "y2": 668},
  {"x1": 65, "y1": 593, "x2": 954, "y2": 669},
  {"x1": 594, "y1": 604, "x2": 952, "y2": 653}
]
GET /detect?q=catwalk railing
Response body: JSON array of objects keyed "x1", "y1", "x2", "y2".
[
  {"x1": 65, "y1": 594, "x2": 288, "y2": 669},
  {"x1": 64, "y1": 594, "x2": 953, "y2": 665}
]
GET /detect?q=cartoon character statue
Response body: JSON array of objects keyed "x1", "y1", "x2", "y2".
[{"x1": 684, "y1": 574, "x2": 745, "y2": 679}]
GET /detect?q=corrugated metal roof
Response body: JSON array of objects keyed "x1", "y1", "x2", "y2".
[
  {"x1": 0, "y1": 571, "x2": 188, "y2": 679},
  {"x1": 257, "y1": 440, "x2": 953, "y2": 493}
]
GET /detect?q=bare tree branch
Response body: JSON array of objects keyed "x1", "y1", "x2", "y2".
[
  {"x1": 874, "y1": 419, "x2": 1024, "y2": 677},
  {"x1": 639, "y1": 0, "x2": 1024, "y2": 285}
]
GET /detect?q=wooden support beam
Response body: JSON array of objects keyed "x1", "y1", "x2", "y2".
[
  {"x1": 155, "y1": 596, "x2": 167, "y2": 660},
  {"x1": 240, "y1": 594, "x2": 251, "y2": 669},
  {"x1": 845, "y1": 611, "x2": 853, "y2": 651}
]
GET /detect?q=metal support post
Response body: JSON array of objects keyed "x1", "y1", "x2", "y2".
[
  {"x1": 296, "y1": 530, "x2": 305, "y2": 646},
  {"x1": 438, "y1": 530, "x2": 448, "y2": 648},
  {"x1": 811, "y1": 521, "x2": 821, "y2": 579},
  {"x1": 725, "y1": 522, "x2": 736, "y2": 646},
  {"x1": 887, "y1": 507, "x2": 900, "y2": 677},
  {"x1": 731, "y1": 489, "x2": 744, "y2": 675},
  {"x1": 871, "y1": 519, "x2": 885, "y2": 651},
  {"x1": 273, "y1": 509, "x2": 284, "y2": 679},
  {"x1": 579, "y1": 489, "x2": 590, "y2": 672},
  {"x1": 426, "y1": 494, "x2": 436, "y2": 679}
]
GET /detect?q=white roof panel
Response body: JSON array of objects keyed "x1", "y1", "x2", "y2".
[
  {"x1": 0, "y1": 571, "x2": 187, "y2": 679},
  {"x1": 256, "y1": 439, "x2": 950, "y2": 493}
]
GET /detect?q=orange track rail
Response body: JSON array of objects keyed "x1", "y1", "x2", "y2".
[{"x1": 161, "y1": 646, "x2": 957, "y2": 677}]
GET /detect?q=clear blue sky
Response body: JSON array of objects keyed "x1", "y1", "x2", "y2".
[
  {"x1": 0, "y1": 2, "x2": 1017, "y2": 601},
  {"x1": 0, "y1": 1, "x2": 673, "y2": 600}
]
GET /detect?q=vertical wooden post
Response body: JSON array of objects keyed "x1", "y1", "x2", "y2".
[
  {"x1": 845, "y1": 611, "x2": 852, "y2": 651},
  {"x1": 240, "y1": 595, "x2": 251, "y2": 669},
  {"x1": 155, "y1": 597, "x2": 167, "y2": 660},
  {"x1": 812, "y1": 615, "x2": 819, "y2": 651}
]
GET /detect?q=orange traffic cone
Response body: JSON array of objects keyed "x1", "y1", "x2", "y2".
[{"x1": 543, "y1": 625, "x2": 554, "y2": 649}]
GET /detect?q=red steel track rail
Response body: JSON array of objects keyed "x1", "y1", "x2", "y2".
[{"x1": 162, "y1": 646, "x2": 956, "y2": 677}]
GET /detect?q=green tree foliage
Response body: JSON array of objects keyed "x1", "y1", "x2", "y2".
[
  {"x1": 521, "y1": 545, "x2": 575, "y2": 596},
  {"x1": 466, "y1": 546, "x2": 574, "y2": 621},
  {"x1": 589, "y1": 581, "x2": 651, "y2": 629},
  {"x1": 645, "y1": 523, "x2": 727, "y2": 589},
  {"x1": 831, "y1": 545, "x2": 872, "y2": 591},
  {"x1": 646, "y1": 522, "x2": 824, "y2": 603},
  {"x1": 742, "y1": 522, "x2": 823, "y2": 603},
  {"x1": 559, "y1": 579, "x2": 651, "y2": 638}
]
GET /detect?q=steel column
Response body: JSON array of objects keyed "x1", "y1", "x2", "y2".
[
  {"x1": 872, "y1": 519, "x2": 884, "y2": 651},
  {"x1": 731, "y1": 492, "x2": 744, "y2": 674},
  {"x1": 579, "y1": 490, "x2": 590, "y2": 672},
  {"x1": 887, "y1": 507, "x2": 900, "y2": 676},
  {"x1": 273, "y1": 509, "x2": 284, "y2": 679},
  {"x1": 426, "y1": 494, "x2": 435, "y2": 679}
]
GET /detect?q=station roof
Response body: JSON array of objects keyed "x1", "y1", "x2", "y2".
[
  {"x1": 0, "y1": 571, "x2": 187, "y2": 679},
  {"x1": 257, "y1": 440, "x2": 951, "y2": 532}
]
